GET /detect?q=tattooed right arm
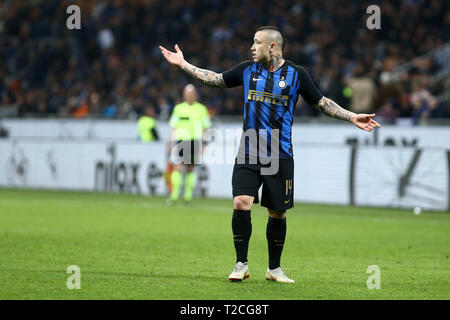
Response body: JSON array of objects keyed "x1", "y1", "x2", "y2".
[
  {"x1": 181, "y1": 61, "x2": 226, "y2": 88},
  {"x1": 159, "y1": 45, "x2": 226, "y2": 88}
]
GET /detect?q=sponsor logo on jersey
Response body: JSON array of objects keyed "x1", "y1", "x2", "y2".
[{"x1": 247, "y1": 90, "x2": 289, "y2": 106}]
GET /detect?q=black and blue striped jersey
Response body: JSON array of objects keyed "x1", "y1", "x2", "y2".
[{"x1": 222, "y1": 60, "x2": 323, "y2": 159}]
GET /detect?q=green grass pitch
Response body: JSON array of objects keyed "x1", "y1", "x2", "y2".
[{"x1": 0, "y1": 188, "x2": 448, "y2": 300}]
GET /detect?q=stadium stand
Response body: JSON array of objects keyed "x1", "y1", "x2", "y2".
[{"x1": 0, "y1": 0, "x2": 448, "y2": 123}]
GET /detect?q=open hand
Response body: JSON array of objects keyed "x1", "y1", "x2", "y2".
[
  {"x1": 350, "y1": 113, "x2": 381, "y2": 132},
  {"x1": 159, "y1": 44, "x2": 184, "y2": 68}
]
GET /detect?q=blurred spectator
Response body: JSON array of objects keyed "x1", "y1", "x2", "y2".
[
  {"x1": 398, "y1": 94, "x2": 413, "y2": 118},
  {"x1": 346, "y1": 64, "x2": 377, "y2": 113},
  {"x1": 410, "y1": 81, "x2": 438, "y2": 124},
  {"x1": 158, "y1": 98, "x2": 172, "y2": 121},
  {"x1": 102, "y1": 98, "x2": 118, "y2": 119},
  {"x1": 222, "y1": 98, "x2": 240, "y2": 116},
  {"x1": 377, "y1": 99, "x2": 398, "y2": 124}
]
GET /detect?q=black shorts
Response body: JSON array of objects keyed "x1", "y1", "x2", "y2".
[
  {"x1": 232, "y1": 157, "x2": 294, "y2": 211},
  {"x1": 172, "y1": 140, "x2": 202, "y2": 164}
]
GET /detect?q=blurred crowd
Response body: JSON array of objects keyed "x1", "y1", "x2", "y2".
[{"x1": 0, "y1": 0, "x2": 449, "y2": 124}]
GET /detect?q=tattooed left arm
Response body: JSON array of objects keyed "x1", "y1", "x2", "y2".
[
  {"x1": 314, "y1": 97, "x2": 355, "y2": 121},
  {"x1": 314, "y1": 97, "x2": 381, "y2": 132}
]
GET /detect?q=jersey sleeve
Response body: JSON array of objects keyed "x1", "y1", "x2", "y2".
[
  {"x1": 222, "y1": 61, "x2": 252, "y2": 88},
  {"x1": 296, "y1": 66, "x2": 323, "y2": 105}
]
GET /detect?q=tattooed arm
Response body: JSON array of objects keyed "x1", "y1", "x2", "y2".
[
  {"x1": 315, "y1": 96, "x2": 355, "y2": 121},
  {"x1": 315, "y1": 96, "x2": 381, "y2": 132},
  {"x1": 181, "y1": 61, "x2": 226, "y2": 88},
  {"x1": 159, "y1": 44, "x2": 226, "y2": 88},
  {"x1": 297, "y1": 65, "x2": 380, "y2": 132}
]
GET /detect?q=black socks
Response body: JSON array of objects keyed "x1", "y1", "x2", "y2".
[
  {"x1": 232, "y1": 210, "x2": 287, "y2": 269},
  {"x1": 266, "y1": 216, "x2": 286, "y2": 270},
  {"x1": 232, "y1": 209, "x2": 252, "y2": 263}
]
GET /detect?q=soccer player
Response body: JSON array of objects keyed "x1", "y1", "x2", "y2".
[
  {"x1": 167, "y1": 84, "x2": 211, "y2": 204},
  {"x1": 160, "y1": 26, "x2": 380, "y2": 283}
]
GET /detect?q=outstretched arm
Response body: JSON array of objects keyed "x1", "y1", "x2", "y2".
[
  {"x1": 159, "y1": 44, "x2": 226, "y2": 88},
  {"x1": 314, "y1": 96, "x2": 381, "y2": 132}
]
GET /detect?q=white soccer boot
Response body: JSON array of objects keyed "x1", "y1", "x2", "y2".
[
  {"x1": 265, "y1": 267, "x2": 295, "y2": 283},
  {"x1": 228, "y1": 262, "x2": 250, "y2": 282}
]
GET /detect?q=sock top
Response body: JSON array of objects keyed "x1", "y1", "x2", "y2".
[{"x1": 233, "y1": 209, "x2": 251, "y2": 215}]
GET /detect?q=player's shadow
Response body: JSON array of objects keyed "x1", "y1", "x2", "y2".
[
  {"x1": 49, "y1": 269, "x2": 222, "y2": 281},
  {"x1": 147, "y1": 272, "x2": 222, "y2": 281}
]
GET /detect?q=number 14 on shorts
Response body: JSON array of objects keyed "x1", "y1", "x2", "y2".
[
  {"x1": 285, "y1": 179, "x2": 292, "y2": 195},
  {"x1": 285, "y1": 179, "x2": 292, "y2": 204}
]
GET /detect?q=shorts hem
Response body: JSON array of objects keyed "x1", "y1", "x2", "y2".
[
  {"x1": 232, "y1": 189, "x2": 258, "y2": 198},
  {"x1": 260, "y1": 201, "x2": 294, "y2": 211}
]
